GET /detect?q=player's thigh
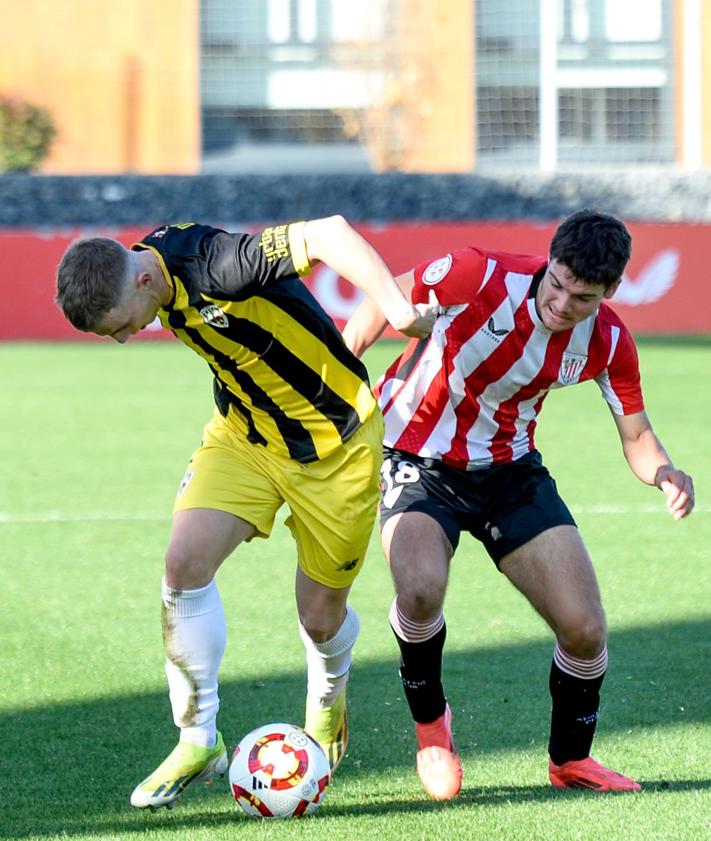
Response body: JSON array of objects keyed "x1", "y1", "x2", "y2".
[
  {"x1": 166, "y1": 508, "x2": 257, "y2": 588},
  {"x1": 174, "y1": 410, "x2": 285, "y2": 538},
  {"x1": 282, "y1": 412, "x2": 383, "y2": 590},
  {"x1": 379, "y1": 451, "x2": 458, "y2": 614},
  {"x1": 499, "y1": 525, "x2": 606, "y2": 649},
  {"x1": 382, "y1": 511, "x2": 453, "y2": 618}
]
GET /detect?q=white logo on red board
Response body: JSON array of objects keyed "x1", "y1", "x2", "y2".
[
  {"x1": 422, "y1": 255, "x2": 452, "y2": 286},
  {"x1": 614, "y1": 249, "x2": 679, "y2": 306},
  {"x1": 312, "y1": 266, "x2": 363, "y2": 319}
]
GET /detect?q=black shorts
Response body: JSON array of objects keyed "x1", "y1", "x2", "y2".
[{"x1": 379, "y1": 447, "x2": 576, "y2": 566}]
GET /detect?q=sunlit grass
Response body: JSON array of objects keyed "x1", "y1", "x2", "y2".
[{"x1": 1, "y1": 339, "x2": 709, "y2": 840}]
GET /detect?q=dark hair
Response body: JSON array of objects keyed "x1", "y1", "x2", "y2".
[
  {"x1": 55, "y1": 238, "x2": 130, "y2": 330},
  {"x1": 549, "y1": 209, "x2": 631, "y2": 289}
]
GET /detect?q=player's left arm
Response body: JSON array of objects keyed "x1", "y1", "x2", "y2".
[{"x1": 611, "y1": 410, "x2": 695, "y2": 520}]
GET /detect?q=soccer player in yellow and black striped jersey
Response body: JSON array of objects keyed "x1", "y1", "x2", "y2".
[{"x1": 56, "y1": 215, "x2": 438, "y2": 811}]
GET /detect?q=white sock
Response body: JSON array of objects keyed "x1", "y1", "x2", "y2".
[
  {"x1": 161, "y1": 577, "x2": 226, "y2": 747},
  {"x1": 299, "y1": 606, "x2": 360, "y2": 708}
]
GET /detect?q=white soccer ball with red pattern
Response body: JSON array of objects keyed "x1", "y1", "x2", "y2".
[{"x1": 229, "y1": 723, "x2": 330, "y2": 818}]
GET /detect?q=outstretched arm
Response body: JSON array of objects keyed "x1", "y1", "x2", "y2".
[
  {"x1": 612, "y1": 410, "x2": 695, "y2": 520},
  {"x1": 303, "y1": 216, "x2": 436, "y2": 342}
]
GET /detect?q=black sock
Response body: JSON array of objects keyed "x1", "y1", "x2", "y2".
[
  {"x1": 391, "y1": 623, "x2": 447, "y2": 724},
  {"x1": 548, "y1": 660, "x2": 605, "y2": 765}
]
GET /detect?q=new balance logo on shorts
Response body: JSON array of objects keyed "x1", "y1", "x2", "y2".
[{"x1": 336, "y1": 558, "x2": 359, "y2": 572}]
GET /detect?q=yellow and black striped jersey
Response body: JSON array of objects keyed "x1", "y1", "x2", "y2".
[{"x1": 132, "y1": 221, "x2": 376, "y2": 463}]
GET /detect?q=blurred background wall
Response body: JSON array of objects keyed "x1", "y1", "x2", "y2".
[
  {"x1": 3, "y1": 0, "x2": 710, "y2": 175},
  {"x1": 2, "y1": 0, "x2": 711, "y2": 337},
  {"x1": 0, "y1": 0, "x2": 200, "y2": 173}
]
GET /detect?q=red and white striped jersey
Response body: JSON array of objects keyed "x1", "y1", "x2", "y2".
[{"x1": 376, "y1": 247, "x2": 644, "y2": 469}]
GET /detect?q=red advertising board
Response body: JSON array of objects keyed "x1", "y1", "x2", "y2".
[{"x1": 3, "y1": 222, "x2": 710, "y2": 340}]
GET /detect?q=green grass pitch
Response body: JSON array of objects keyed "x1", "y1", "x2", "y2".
[{"x1": 1, "y1": 338, "x2": 710, "y2": 841}]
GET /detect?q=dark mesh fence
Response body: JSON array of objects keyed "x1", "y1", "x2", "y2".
[{"x1": 2, "y1": 172, "x2": 711, "y2": 226}]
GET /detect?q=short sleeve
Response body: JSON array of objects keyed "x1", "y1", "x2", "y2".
[
  {"x1": 595, "y1": 324, "x2": 645, "y2": 415},
  {"x1": 134, "y1": 221, "x2": 311, "y2": 299},
  {"x1": 411, "y1": 247, "x2": 490, "y2": 306},
  {"x1": 286, "y1": 221, "x2": 310, "y2": 275}
]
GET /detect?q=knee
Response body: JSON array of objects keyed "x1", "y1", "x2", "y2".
[
  {"x1": 397, "y1": 579, "x2": 445, "y2": 622},
  {"x1": 558, "y1": 610, "x2": 607, "y2": 659},
  {"x1": 299, "y1": 597, "x2": 350, "y2": 643},
  {"x1": 301, "y1": 616, "x2": 330, "y2": 643},
  {"x1": 165, "y1": 543, "x2": 210, "y2": 590}
]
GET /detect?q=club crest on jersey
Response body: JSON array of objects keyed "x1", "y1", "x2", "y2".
[
  {"x1": 422, "y1": 254, "x2": 452, "y2": 286},
  {"x1": 559, "y1": 351, "x2": 587, "y2": 384},
  {"x1": 199, "y1": 304, "x2": 229, "y2": 329}
]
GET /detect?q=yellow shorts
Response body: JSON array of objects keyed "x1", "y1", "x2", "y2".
[{"x1": 174, "y1": 408, "x2": 384, "y2": 589}]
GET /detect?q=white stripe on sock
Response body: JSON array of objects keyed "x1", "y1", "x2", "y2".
[
  {"x1": 554, "y1": 643, "x2": 608, "y2": 679},
  {"x1": 389, "y1": 599, "x2": 444, "y2": 643}
]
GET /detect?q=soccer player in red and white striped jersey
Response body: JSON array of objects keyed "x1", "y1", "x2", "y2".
[{"x1": 344, "y1": 209, "x2": 695, "y2": 799}]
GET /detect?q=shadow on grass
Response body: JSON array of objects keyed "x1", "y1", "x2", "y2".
[
  {"x1": 9, "y1": 779, "x2": 711, "y2": 840},
  {"x1": 1, "y1": 617, "x2": 709, "y2": 839}
]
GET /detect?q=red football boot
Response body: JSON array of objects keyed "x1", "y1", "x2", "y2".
[
  {"x1": 415, "y1": 703, "x2": 463, "y2": 800},
  {"x1": 549, "y1": 756, "x2": 641, "y2": 791}
]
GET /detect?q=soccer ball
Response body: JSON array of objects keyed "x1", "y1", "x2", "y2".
[{"x1": 229, "y1": 723, "x2": 330, "y2": 819}]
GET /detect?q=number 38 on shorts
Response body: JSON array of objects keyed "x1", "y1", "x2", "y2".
[{"x1": 380, "y1": 456, "x2": 422, "y2": 509}]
